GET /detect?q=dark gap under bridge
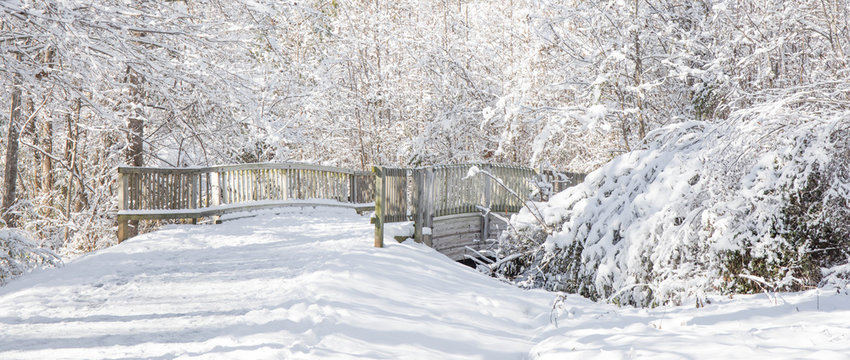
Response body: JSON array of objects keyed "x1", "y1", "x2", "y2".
[{"x1": 116, "y1": 162, "x2": 584, "y2": 261}]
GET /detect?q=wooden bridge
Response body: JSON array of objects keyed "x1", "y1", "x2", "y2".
[{"x1": 117, "y1": 162, "x2": 583, "y2": 261}]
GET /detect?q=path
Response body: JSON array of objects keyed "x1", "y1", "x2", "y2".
[
  {"x1": 2, "y1": 207, "x2": 850, "y2": 359},
  {"x1": 0, "y1": 208, "x2": 554, "y2": 359}
]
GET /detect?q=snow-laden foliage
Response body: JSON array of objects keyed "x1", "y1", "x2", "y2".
[
  {"x1": 0, "y1": 228, "x2": 59, "y2": 285},
  {"x1": 493, "y1": 109, "x2": 850, "y2": 306}
]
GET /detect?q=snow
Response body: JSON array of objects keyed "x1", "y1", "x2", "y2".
[
  {"x1": 497, "y1": 115, "x2": 850, "y2": 306},
  {"x1": 2, "y1": 207, "x2": 850, "y2": 359}
]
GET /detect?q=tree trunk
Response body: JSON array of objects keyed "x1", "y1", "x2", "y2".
[
  {"x1": 40, "y1": 115, "x2": 53, "y2": 194},
  {"x1": 126, "y1": 66, "x2": 144, "y2": 167},
  {"x1": 40, "y1": 48, "x2": 55, "y2": 197},
  {"x1": 632, "y1": 0, "x2": 646, "y2": 142},
  {"x1": 2, "y1": 76, "x2": 22, "y2": 227},
  {"x1": 125, "y1": 65, "x2": 144, "y2": 238}
]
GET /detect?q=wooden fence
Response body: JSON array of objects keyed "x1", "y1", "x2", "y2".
[
  {"x1": 373, "y1": 163, "x2": 585, "y2": 259},
  {"x1": 117, "y1": 163, "x2": 374, "y2": 242},
  {"x1": 116, "y1": 161, "x2": 585, "y2": 261}
]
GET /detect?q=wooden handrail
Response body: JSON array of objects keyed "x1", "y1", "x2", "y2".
[
  {"x1": 117, "y1": 162, "x2": 377, "y2": 243},
  {"x1": 118, "y1": 162, "x2": 365, "y2": 175}
]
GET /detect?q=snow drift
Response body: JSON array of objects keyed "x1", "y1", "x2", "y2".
[{"x1": 493, "y1": 108, "x2": 850, "y2": 306}]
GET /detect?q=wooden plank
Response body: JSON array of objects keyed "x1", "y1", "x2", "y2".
[
  {"x1": 117, "y1": 200, "x2": 374, "y2": 221},
  {"x1": 432, "y1": 236, "x2": 489, "y2": 261},
  {"x1": 432, "y1": 222, "x2": 481, "y2": 238},
  {"x1": 119, "y1": 162, "x2": 357, "y2": 175},
  {"x1": 433, "y1": 216, "x2": 481, "y2": 232},
  {"x1": 435, "y1": 231, "x2": 486, "y2": 245},
  {"x1": 373, "y1": 166, "x2": 385, "y2": 248},
  {"x1": 433, "y1": 239, "x2": 490, "y2": 254}
]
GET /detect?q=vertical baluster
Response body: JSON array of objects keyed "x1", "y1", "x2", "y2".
[
  {"x1": 242, "y1": 169, "x2": 247, "y2": 202},
  {"x1": 175, "y1": 173, "x2": 180, "y2": 209},
  {"x1": 232, "y1": 170, "x2": 237, "y2": 203},
  {"x1": 170, "y1": 173, "x2": 175, "y2": 209},
  {"x1": 258, "y1": 169, "x2": 264, "y2": 200},
  {"x1": 254, "y1": 169, "x2": 259, "y2": 201},
  {"x1": 311, "y1": 170, "x2": 316, "y2": 199},
  {"x1": 227, "y1": 171, "x2": 233, "y2": 203},
  {"x1": 174, "y1": 173, "x2": 179, "y2": 209},
  {"x1": 239, "y1": 169, "x2": 248, "y2": 202},
  {"x1": 172, "y1": 173, "x2": 177, "y2": 209},
  {"x1": 312, "y1": 170, "x2": 317, "y2": 199},
  {"x1": 140, "y1": 173, "x2": 145, "y2": 209},
  {"x1": 150, "y1": 173, "x2": 156, "y2": 210},
  {"x1": 142, "y1": 173, "x2": 148, "y2": 210},
  {"x1": 155, "y1": 173, "x2": 160, "y2": 209},
  {"x1": 304, "y1": 169, "x2": 309, "y2": 199},
  {"x1": 130, "y1": 173, "x2": 137, "y2": 210},
  {"x1": 162, "y1": 172, "x2": 168, "y2": 209},
  {"x1": 236, "y1": 169, "x2": 242, "y2": 203},
  {"x1": 173, "y1": 173, "x2": 178, "y2": 209},
  {"x1": 273, "y1": 168, "x2": 278, "y2": 200},
  {"x1": 283, "y1": 169, "x2": 289, "y2": 200}
]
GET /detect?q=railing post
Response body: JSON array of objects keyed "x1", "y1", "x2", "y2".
[
  {"x1": 210, "y1": 171, "x2": 222, "y2": 224},
  {"x1": 373, "y1": 166, "x2": 385, "y2": 248},
  {"x1": 481, "y1": 165, "x2": 491, "y2": 242},
  {"x1": 413, "y1": 168, "x2": 424, "y2": 243},
  {"x1": 348, "y1": 173, "x2": 356, "y2": 203},
  {"x1": 117, "y1": 171, "x2": 130, "y2": 243},
  {"x1": 190, "y1": 172, "x2": 200, "y2": 224},
  {"x1": 422, "y1": 167, "x2": 434, "y2": 247}
]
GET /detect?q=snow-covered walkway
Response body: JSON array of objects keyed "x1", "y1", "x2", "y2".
[{"x1": 1, "y1": 207, "x2": 849, "y2": 359}]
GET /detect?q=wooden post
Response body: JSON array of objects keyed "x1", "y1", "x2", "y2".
[
  {"x1": 190, "y1": 172, "x2": 200, "y2": 224},
  {"x1": 413, "y1": 168, "x2": 424, "y2": 243},
  {"x1": 117, "y1": 171, "x2": 129, "y2": 243},
  {"x1": 481, "y1": 165, "x2": 491, "y2": 242},
  {"x1": 348, "y1": 173, "x2": 356, "y2": 203},
  {"x1": 373, "y1": 166, "x2": 385, "y2": 248},
  {"x1": 210, "y1": 171, "x2": 222, "y2": 224},
  {"x1": 422, "y1": 167, "x2": 434, "y2": 247}
]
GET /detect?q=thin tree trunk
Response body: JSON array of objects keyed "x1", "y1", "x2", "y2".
[
  {"x1": 64, "y1": 99, "x2": 81, "y2": 243},
  {"x1": 2, "y1": 68, "x2": 22, "y2": 227},
  {"x1": 40, "y1": 118, "x2": 52, "y2": 194},
  {"x1": 125, "y1": 65, "x2": 144, "y2": 238},
  {"x1": 40, "y1": 48, "x2": 55, "y2": 198},
  {"x1": 633, "y1": 0, "x2": 646, "y2": 142},
  {"x1": 25, "y1": 97, "x2": 41, "y2": 194},
  {"x1": 126, "y1": 66, "x2": 144, "y2": 167}
]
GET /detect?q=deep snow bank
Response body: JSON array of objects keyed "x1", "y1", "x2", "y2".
[{"x1": 494, "y1": 111, "x2": 850, "y2": 306}]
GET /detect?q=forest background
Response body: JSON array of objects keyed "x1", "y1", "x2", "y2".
[{"x1": 1, "y1": 0, "x2": 847, "y2": 262}]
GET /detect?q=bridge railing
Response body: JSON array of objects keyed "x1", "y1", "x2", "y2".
[
  {"x1": 373, "y1": 163, "x2": 585, "y2": 248},
  {"x1": 117, "y1": 163, "x2": 374, "y2": 242}
]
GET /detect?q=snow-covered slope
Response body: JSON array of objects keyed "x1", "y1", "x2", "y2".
[
  {"x1": 1, "y1": 207, "x2": 849, "y2": 359},
  {"x1": 0, "y1": 208, "x2": 553, "y2": 359}
]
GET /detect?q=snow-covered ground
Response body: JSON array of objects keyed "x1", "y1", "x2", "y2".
[{"x1": 1, "y1": 207, "x2": 848, "y2": 359}]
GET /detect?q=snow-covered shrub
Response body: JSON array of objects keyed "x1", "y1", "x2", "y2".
[
  {"x1": 0, "y1": 228, "x2": 60, "y2": 286},
  {"x1": 491, "y1": 110, "x2": 850, "y2": 306}
]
